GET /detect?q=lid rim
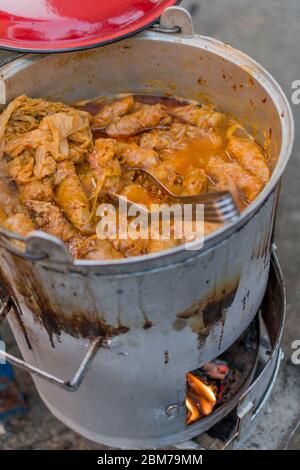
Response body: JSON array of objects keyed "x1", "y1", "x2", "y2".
[
  {"x1": 0, "y1": 19, "x2": 159, "y2": 54},
  {"x1": 0, "y1": 0, "x2": 181, "y2": 53}
]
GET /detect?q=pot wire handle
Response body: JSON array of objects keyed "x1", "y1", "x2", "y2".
[{"x1": 0, "y1": 296, "x2": 101, "y2": 392}]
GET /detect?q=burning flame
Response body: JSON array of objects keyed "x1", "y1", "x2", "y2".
[{"x1": 186, "y1": 372, "x2": 217, "y2": 425}]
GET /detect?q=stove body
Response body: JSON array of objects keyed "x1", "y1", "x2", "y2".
[{"x1": 0, "y1": 252, "x2": 285, "y2": 449}]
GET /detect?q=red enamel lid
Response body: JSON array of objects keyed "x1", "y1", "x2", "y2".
[{"x1": 0, "y1": 0, "x2": 180, "y2": 53}]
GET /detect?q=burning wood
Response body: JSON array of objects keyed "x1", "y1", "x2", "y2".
[
  {"x1": 201, "y1": 361, "x2": 229, "y2": 380},
  {"x1": 186, "y1": 360, "x2": 230, "y2": 425}
]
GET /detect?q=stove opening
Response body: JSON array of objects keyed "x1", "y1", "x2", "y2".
[
  {"x1": 186, "y1": 360, "x2": 230, "y2": 425},
  {"x1": 185, "y1": 319, "x2": 259, "y2": 426}
]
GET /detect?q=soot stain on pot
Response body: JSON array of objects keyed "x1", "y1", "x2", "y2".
[
  {"x1": 9, "y1": 298, "x2": 33, "y2": 350},
  {"x1": 174, "y1": 278, "x2": 240, "y2": 347},
  {"x1": 0, "y1": 265, "x2": 32, "y2": 350},
  {"x1": 10, "y1": 257, "x2": 129, "y2": 347},
  {"x1": 252, "y1": 228, "x2": 272, "y2": 263},
  {"x1": 172, "y1": 318, "x2": 187, "y2": 331},
  {"x1": 143, "y1": 317, "x2": 153, "y2": 330},
  {"x1": 164, "y1": 350, "x2": 169, "y2": 365},
  {"x1": 114, "y1": 285, "x2": 131, "y2": 337},
  {"x1": 137, "y1": 278, "x2": 153, "y2": 330},
  {"x1": 242, "y1": 288, "x2": 252, "y2": 312}
]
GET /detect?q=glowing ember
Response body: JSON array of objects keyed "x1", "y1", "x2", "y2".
[
  {"x1": 201, "y1": 362, "x2": 229, "y2": 380},
  {"x1": 186, "y1": 361, "x2": 229, "y2": 425}
]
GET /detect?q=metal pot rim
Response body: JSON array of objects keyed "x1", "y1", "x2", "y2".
[{"x1": 0, "y1": 32, "x2": 295, "y2": 269}]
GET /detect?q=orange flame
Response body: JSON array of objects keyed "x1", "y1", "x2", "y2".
[{"x1": 186, "y1": 372, "x2": 217, "y2": 425}]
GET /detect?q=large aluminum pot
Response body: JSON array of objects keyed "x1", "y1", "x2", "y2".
[{"x1": 0, "y1": 9, "x2": 294, "y2": 448}]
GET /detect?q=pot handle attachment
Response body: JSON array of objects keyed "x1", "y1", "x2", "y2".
[
  {"x1": 25, "y1": 231, "x2": 73, "y2": 264},
  {"x1": 0, "y1": 297, "x2": 101, "y2": 392},
  {"x1": 150, "y1": 6, "x2": 195, "y2": 36},
  {"x1": 0, "y1": 229, "x2": 73, "y2": 264}
]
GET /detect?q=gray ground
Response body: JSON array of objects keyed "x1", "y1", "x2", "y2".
[{"x1": 0, "y1": 0, "x2": 299, "y2": 450}]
